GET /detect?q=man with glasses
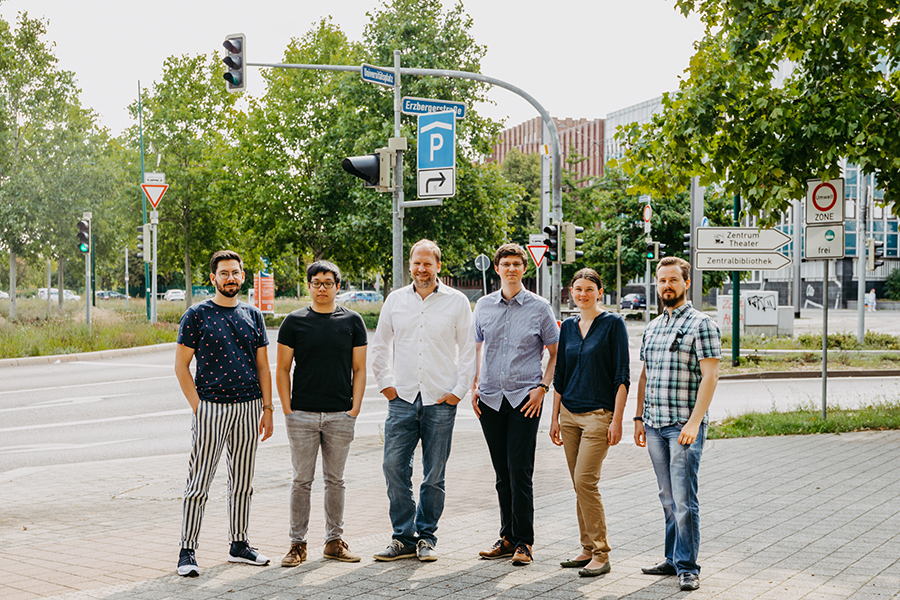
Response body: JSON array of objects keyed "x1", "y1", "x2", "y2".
[
  {"x1": 634, "y1": 256, "x2": 721, "y2": 592},
  {"x1": 276, "y1": 260, "x2": 367, "y2": 566},
  {"x1": 175, "y1": 250, "x2": 273, "y2": 577},
  {"x1": 371, "y1": 239, "x2": 476, "y2": 562},
  {"x1": 471, "y1": 243, "x2": 558, "y2": 566}
]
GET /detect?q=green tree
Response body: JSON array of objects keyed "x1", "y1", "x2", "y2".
[{"x1": 614, "y1": 0, "x2": 900, "y2": 225}]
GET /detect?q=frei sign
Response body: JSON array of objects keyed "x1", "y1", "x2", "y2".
[
  {"x1": 417, "y1": 111, "x2": 455, "y2": 198},
  {"x1": 694, "y1": 227, "x2": 792, "y2": 271}
]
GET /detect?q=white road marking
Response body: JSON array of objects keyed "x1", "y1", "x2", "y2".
[
  {"x1": 0, "y1": 375, "x2": 176, "y2": 396},
  {"x1": 0, "y1": 409, "x2": 190, "y2": 433},
  {"x1": 0, "y1": 438, "x2": 143, "y2": 454},
  {"x1": 0, "y1": 394, "x2": 139, "y2": 413}
]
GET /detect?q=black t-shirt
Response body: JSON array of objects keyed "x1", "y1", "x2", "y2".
[
  {"x1": 177, "y1": 300, "x2": 269, "y2": 403},
  {"x1": 277, "y1": 305, "x2": 367, "y2": 412}
]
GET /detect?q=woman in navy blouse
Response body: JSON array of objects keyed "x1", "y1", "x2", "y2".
[{"x1": 550, "y1": 268, "x2": 630, "y2": 577}]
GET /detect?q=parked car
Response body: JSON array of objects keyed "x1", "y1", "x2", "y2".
[
  {"x1": 37, "y1": 288, "x2": 81, "y2": 301},
  {"x1": 335, "y1": 291, "x2": 382, "y2": 304},
  {"x1": 620, "y1": 293, "x2": 647, "y2": 310},
  {"x1": 163, "y1": 289, "x2": 186, "y2": 302},
  {"x1": 0, "y1": 290, "x2": 8, "y2": 299},
  {"x1": 96, "y1": 290, "x2": 128, "y2": 300}
]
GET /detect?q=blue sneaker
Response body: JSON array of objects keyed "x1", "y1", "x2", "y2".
[
  {"x1": 177, "y1": 548, "x2": 199, "y2": 577},
  {"x1": 228, "y1": 541, "x2": 270, "y2": 566}
]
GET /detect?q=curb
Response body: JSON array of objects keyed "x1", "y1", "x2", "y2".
[
  {"x1": 719, "y1": 369, "x2": 900, "y2": 380},
  {"x1": 0, "y1": 342, "x2": 177, "y2": 368}
]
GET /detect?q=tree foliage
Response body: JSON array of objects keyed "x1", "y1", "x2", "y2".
[{"x1": 614, "y1": 0, "x2": 900, "y2": 225}]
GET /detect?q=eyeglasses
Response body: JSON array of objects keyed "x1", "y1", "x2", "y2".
[
  {"x1": 669, "y1": 331, "x2": 685, "y2": 352},
  {"x1": 216, "y1": 270, "x2": 243, "y2": 280},
  {"x1": 309, "y1": 281, "x2": 336, "y2": 289},
  {"x1": 498, "y1": 262, "x2": 525, "y2": 269}
]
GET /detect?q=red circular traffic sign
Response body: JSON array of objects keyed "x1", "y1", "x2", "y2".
[
  {"x1": 812, "y1": 182, "x2": 838, "y2": 212},
  {"x1": 643, "y1": 204, "x2": 652, "y2": 222}
]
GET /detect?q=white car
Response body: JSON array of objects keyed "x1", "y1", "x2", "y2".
[
  {"x1": 37, "y1": 288, "x2": 81, "y2": 301},
  {"x1": 0, "y1": 290, "x2": 8, "y2": 299},
  {"x1": 164, "y1": 289, "x2": 186, "y2": 302}
]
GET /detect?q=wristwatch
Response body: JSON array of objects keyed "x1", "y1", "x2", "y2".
[
  {"x1": 262, "y1": 404, "x2": 275, "y2": 412},
  {"x1": 538, "y1": 384, "x2": 550, "y2": 393}
]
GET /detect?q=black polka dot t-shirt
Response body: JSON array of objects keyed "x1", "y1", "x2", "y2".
[{"x1": 177, "y1": 299, "x2": 269, "y2": 403}]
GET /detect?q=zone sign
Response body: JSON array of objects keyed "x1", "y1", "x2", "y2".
[{"x1": 805, "y1": 178, "x2": 844, "y2": 225}]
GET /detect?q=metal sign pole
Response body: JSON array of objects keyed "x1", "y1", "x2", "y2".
[
  {"x1": 645, "y1": 256, "x2": 651, "y2": 324},
  {"x1": 856, "y1": 180, "x2": 868, "y2": 343},
  {"x1": 391, "y1": 51, "x2": 404, "y2": 292},
  {"x1": 151, "y1": 211, "x2": 158, "y2": 324},
  {"x1": 822, "y1": 260, "x2": 828, "y2": 420}
]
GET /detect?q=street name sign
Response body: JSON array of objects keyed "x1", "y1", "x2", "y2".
[
  {"x1": 401, "y1": 96, "x2": 466, "y2": 119},
  {"x1": 804, "y1": 224, "x2": 845, "y2": 260},
  {"x1": 360, "y1": 63, "x2": 395, "y2": 87},
  {"x1": 695, "y1": 251, "x2": 792, "y2": 271},
  {"x1": 143, "y1": 172, "x2": 165, "y2": 184},
  {"x1": 417, "y1": 111, "x2": 456, "y2": 198},
  {"x1": 696, "y1": 227, "x2": 791, "y2": 251},
  {"x1": 805, "y1": 178, "x2": 844, "y2": 225},
  {"x1": 141, "y1": 184, "x2": 169, "y2": 209}
]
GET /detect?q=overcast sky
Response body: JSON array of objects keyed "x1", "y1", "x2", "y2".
[{"x1": 0, "y1": 0, "x2": 705, "y2": 136}]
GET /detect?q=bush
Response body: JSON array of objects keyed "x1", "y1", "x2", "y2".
[{"x1": 885, "y1": 268, "x2": 900, "y2": 301}]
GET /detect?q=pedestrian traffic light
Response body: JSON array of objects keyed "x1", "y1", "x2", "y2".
[
  {"x1": 543, "y1": 224, "x2": 559, "y2": 263},
  {"x1": 136, "y1": 224, "x2": 150, "y2": 263},
  {"x1": 562, "y1": 222, "x2": 584, "y2": 264},
  {"x1": 645, "y1": 241, "x2": 656, "y2": 261},
  {"x1": 341, "y1": 148, "x2": 393, "y2": 191},
  {"x1": 655, "y1": 242, "x2": 667, "y2": 260},
  {"x1": 77, "y1": 219, "x2": 91, "y2": 253},
  {"x1": 683, "y1": 231, "x2": 691, "y2": 258},
  {"x1": 866, "y1": 238, "x2": 884, "y2": 271},
  {"x1": 222, "y1": 33, "x2": 246, "y2": 92}
]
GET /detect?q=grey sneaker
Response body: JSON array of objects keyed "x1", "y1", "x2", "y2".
[
  {"x1": 373, "y1": 539, "x2": 417, "y2": 561},
  {"x1": 417, "y1": 539, "x2": 437, "y2": 562},
  {"x1": 228, "y1": 541, "x2": 270, "y2": 566},
  {"x1": 680, "y1": 572, "x2": 700, "y2": 591}
]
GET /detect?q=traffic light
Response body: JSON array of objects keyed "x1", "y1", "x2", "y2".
[
  {"x1": 136, "y1": 224, "x2": 150, "y2": 263},
  {"x1": 341, "y1": 148, "x2": 393, "y2": 191},
  {"x1": 683, "y1": 231, "x2": 691, "y2": 258},
  {"x1": 655, "y1": 241, "x2": 667, "y2": 260},
  {"x1": 222, "y1": 33, "x2": 246, "y2": 92},
  {"x1": 543, "y1": 223, "x2": 559, "y2": 263},
  {"x1": 866, "y1": 238, "x2": 884, "y2": 271},
  {"x1": 562, "y1": 222, "x2": 584, "y2": 264},
  {"x1": 645, "y1": 241, "x2": 656, "y2": 261},
  {"x1": 77, "y1": 219, "x2": 90, "y2": 253}
]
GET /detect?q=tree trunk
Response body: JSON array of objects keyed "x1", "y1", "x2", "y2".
[
  {"x1": 8, "y1": 250, "x2": 16, "y2": 320},
  {"x1": 184, "y1": 247, "x2": 192, "y2": 308},
  {"x1": 57, "y1": 255, "x2": 65, "y2": 311}
]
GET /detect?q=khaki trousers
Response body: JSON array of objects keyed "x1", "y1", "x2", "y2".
[{"x1": 559, "y1": 404, "x2": 612, "y2": 561}]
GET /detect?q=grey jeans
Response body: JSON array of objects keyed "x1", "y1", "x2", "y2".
[{"x1": 285, "y1": 410, "x2": 356, "y2": 544}]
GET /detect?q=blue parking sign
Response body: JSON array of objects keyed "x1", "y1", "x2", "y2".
[{"x1": 417, "y1": 111, "x2": 455, "y2": 170}]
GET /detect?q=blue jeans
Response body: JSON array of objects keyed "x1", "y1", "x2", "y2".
[
  {"x1": 645, "y1": 423, "x2": 706, "y2": 575},
  {"x1": 382, "y1": 394, "x2": 457, "y2": 546}
]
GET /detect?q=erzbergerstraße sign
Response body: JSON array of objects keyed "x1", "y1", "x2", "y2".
[{"x1": 401, "y1": 96, "x2": 466, "y2": 119}]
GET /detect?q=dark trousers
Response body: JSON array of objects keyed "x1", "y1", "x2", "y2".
[{"x1": 478, "y1": 397, "x2": 541, "y2": 546}]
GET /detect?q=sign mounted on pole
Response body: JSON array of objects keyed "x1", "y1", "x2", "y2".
[
  {"x1": 143, "y1": 172, "x2": 165, "y2": 184},
  {"x1": 527, "y1": 244, "x2": 548, "y2": 269},
  {"x1": 401, "y1": 96, "x2": 466, "y2": 119},
  {"x1": 360, "y1": 63, "x2": 395, "y2": 87},
  {"x1": 141, "y1": 184, "x2": 169, "y2": 209},
  {"x1": 805, "y1": 178, "x2": 844, "y2": 225},
  {"x1": 695, "y1": 251, "x2": 792, "y2": 271},
  {"x1": 804, "y1": 224, "x2": 845, "y2": 260},
  {"x1": 417, "y1": 111, "x2": 455, "y2": 198},
  {"x1": 696, "y1": 227, "x2": 791, "y2": 251}
]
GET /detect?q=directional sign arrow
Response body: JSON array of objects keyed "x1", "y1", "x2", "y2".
[
  {"x1": 425, "y1": 171, "x2": 446, "y2": 193},
  {"x1": 696, "y1": 227, "x2": 791, "y2": 251},
  {"x1": 695, "y1": 251, "x2": 792, "y2": 271}
]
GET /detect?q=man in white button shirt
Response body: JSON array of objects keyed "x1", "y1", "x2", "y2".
[{"x1": 371, "y1": 239, "x2": 476, "y2": 562}]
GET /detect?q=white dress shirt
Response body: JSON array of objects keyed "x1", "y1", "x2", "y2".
[{"x1": 371, "y1": 283, "x2": 476, "y2": 405}]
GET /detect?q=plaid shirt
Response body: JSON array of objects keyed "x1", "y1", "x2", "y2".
[{"x1": 640, "y1": 303, "x2": 721, "y2": 429}]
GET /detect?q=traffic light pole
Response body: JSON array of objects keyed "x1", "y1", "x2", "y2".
[
  {"x1": 83, "y1": 212, "x2": 92, "y2": 335},
  {"x1": 138, "y1": 81, "x2": 151, "y2": 321},
  {"x1": 246, "y1": 57, "x2": 565, "y2": 315}
]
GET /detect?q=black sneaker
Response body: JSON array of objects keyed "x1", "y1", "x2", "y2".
[
  {"x1": 177, "y1": 548, "x2": 199, "y2": 577},
  {"x1": 228, "y1": 541, "x2": 270, "y2": 566}
]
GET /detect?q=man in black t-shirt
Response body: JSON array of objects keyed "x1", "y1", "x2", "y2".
[
  {"x1": 276, "y1": 260, "x2": 367, "y2": 566},
  {"x1": 175, "y1": 250, "x2": 274, "y2": 577}
]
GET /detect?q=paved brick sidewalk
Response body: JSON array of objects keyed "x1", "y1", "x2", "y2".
[{"x1": 2, "y1": 428, "x2": 899, "y2": 599}]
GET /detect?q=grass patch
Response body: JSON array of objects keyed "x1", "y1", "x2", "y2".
[
  {"x1": 709, "y1": 400, "x2": 900, "y2": 438},
  {"x1": 721, "y1": 330, "x2": 900, "y2": 351},
  {"x1": 720, "y1": 352, "x2": 900, "y2": 374}
]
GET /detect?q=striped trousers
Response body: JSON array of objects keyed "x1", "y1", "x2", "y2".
[{"x1": 180, "y1": 399, "x2": 261, "y2": 549}]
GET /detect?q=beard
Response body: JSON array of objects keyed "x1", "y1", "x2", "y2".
[
  {"x1": 660, "y1": 289, "x2": 686, "y2": 308},
  {"x1": 413, "y1": 272, "x2": 436, "y2": 288},
  {"x1": 215, "y1": 281, "x2": 241, "y2": 298}
]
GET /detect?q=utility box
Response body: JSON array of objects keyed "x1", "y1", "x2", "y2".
[
  {"x1": 777, "y1": 306, "x2": 794, "y2": 337},
  {"x1": 742, "y1": 290, "x2": 779, "y2": 337}
]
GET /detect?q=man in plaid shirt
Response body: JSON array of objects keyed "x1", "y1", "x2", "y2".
[{"x1": 634, "y1": 256, "x2": 721, "y2": 592}]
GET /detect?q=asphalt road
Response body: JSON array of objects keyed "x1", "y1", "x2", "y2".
[{"x1": 3, "y1": 321, "x2": 899, "y2": 475}]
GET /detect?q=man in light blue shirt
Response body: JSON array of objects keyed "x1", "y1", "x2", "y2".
[{"x1": 471, "y1": 243, "x2": 559, "y2": 565}]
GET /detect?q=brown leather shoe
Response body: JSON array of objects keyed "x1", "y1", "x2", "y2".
[
  {"x1": 479, "y1": 538, "x2": 515, "y2": 560},
  {"x1": 323, "y1": 539, "x2": 361, "y2": 563},
  {"x1": 510, "y1": 543, "x2": 533, "y2": 565},
  {"x1": 281, "y1": 542, "x2": 307, "y2": 567}
]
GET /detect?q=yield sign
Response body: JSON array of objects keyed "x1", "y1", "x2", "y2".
[
  {"x1": 527, "y1": 244, "x2": 549, "y2": 269},
  {"x1": 141, "y1": 184, "x2": 169, "y2": 209}
]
